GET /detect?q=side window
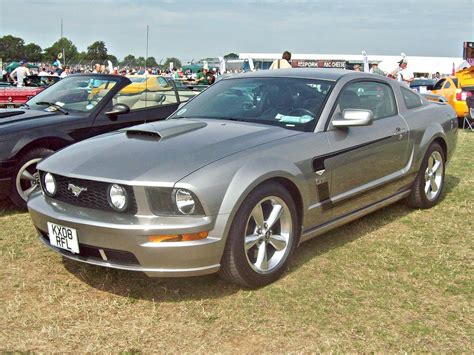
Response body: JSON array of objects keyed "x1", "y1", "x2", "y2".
[
  {"x1": 334, "y1": 81, "x2": 397, "y2": 120},
  {"x1": 452, "y1": 78, "x2": 459, "y2": 88},
  {"x1": 443, "y1": 81, "x2": 451, "y2": 89},
  {"x1": 432, "y1": 79, "x2": 445, "y2": 90},
  {"x1": 113, "y1": 76, "x2": 179, "y2": 111},
  {"x1": 401, "y1": 87, "x2": 423, "y2": 109}
]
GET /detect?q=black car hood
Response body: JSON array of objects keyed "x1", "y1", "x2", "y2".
[{"x1": 0, "y1": 108, "x2": 59, "y2": 126}]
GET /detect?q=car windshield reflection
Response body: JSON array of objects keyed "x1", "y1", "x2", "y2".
[
  {"x1": 28, "y1": 75, "x2": 121, "y2": 113},
  {"x1": 170, "y1": 77, "x2": 334, "y2": 132}
]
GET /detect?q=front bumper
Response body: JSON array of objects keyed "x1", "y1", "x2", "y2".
[{"x1": 28, "y1": 192, "x2": 227, "y2": 277}]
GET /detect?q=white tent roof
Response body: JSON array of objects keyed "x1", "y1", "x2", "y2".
[{"x1": 239, "y1": 53, "x2": 464, "y2": 75}]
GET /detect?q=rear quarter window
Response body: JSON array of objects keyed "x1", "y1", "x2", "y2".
[{"x1": 402, "y1": 87, "x2": 423, "y2": 109}]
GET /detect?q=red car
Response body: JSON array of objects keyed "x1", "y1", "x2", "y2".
[{"x1": 0, "y1": 75, "x2": 60, "y2": 108}]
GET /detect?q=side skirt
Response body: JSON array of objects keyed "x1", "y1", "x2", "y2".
[{"x1": 299, "y1": 189, "x2": 411, "y2": 244}]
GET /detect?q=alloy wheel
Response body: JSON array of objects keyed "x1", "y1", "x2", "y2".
[
  {"x1": 244, "y1": 196, "x2": 292, "y2": 274},
  {"x1": 424, "y1": 151, "x2": 443, "y2": 201},
  {"x1": 15, "y1": 158, "x2": 43, "y2": 202}
]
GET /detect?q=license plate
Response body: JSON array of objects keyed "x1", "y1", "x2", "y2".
[{"x1": 47, "y1": 222, "x2": 80, "y2": 254}]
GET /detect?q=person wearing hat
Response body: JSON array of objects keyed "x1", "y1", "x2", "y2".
[
  {"x1": 195, "y1": 65, "x2": 210, "y2": 86},
  {"x1": 391, "y1": 58, "x2": 414, "y2": 85},
  {"x1": 9, "y1": 60, "x2": 31, "y2": 87},
  {"x1": 370, "y1": 63, "x2": 385, "y2": 76}
]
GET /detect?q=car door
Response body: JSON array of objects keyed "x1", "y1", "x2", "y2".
[
  {"x1": 90, "y1": 76, "x2": 181, "y2": 136},
  {"x1": 322, "y1": 80, "x2": 411, "y2": 220}
]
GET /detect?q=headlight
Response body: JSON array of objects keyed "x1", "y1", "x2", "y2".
[
  {"x1": 146, "y1": 187, "x2": 205, "y2": 216},
  {"x1": 43, "y1": 173, "x2": 57, "y2": 196},
  {"x1": 107, "y1": 184, "x2": 128, "y2": 212},
  {"x1": 175, "y1": 189, "x2": 195, "y2": 215}
]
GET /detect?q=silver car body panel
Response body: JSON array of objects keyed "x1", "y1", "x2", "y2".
[{"x1": 28, "y1": 69, "x2": 458, "y2": 277}]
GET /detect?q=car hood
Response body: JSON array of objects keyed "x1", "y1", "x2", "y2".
[
  {"x1": 0, "y1": 108, "x2": 58, "y2": 127},
  {"x1": 38, "y1": 118, "x2": 302, "y2": 184}
]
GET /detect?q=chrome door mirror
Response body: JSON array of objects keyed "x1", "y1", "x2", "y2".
[
  {"x1": 332, "y1": 109, "x2": 374, "y2": 128},
  {"x1": 105, "y1": 103, "x2": 130, "y2": 116}
]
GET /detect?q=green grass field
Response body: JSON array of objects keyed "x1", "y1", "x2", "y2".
[{"x1": 0, "y1": 131, "x2": 472, "y2": 352}]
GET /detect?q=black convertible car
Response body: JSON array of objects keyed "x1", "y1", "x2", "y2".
[{"x1": 0, "y1": 73, "x2": 191, "y2": 208}]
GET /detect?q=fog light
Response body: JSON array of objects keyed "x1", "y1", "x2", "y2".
[
  {"x1": 148, "y1": 231, "x2": 208, "y2": 243},
  {"x1": 43, "y1": 173, "x2": 57, "y2": 196},
  {"x1": 108, "y1": 184, "x2": 128, "y2": 212}
]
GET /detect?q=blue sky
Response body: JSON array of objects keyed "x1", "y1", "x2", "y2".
[{"x1": 0, "y1": 0, "x2": 472, "y2": 63}]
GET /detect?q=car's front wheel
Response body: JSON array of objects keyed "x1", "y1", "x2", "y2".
[
  {"x1": 407, "y1": 142, "x2": 445, "y2": 209},
  {"x1": 220, "y1": 182, "x2": 299, "y2": 288},
  {"x1": 10, "y1": 148, "x2": 54, "y2": 209}
]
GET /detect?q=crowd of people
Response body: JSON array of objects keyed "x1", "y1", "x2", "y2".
[{"x1": 3, "y1": 52, "x2": 446, "y2": 88}]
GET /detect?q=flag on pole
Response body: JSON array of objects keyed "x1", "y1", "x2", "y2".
[{"x1": 362, "y1": 51, "x2": 369, "y2": 73}]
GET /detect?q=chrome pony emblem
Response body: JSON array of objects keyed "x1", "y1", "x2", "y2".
[{"x1": 68, "y1": 183, "x2": 87, "y2": 197}]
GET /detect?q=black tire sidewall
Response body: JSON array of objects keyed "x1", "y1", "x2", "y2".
[
  {"x1": 416, "y1": 143, "x2": 446, "y2": 208},
  {"x1": 222, "y1": 182, "x2": 299, "y2": 287},
  {"x1": 9, "y1": 148, "x2": 54, "y2": 209}
]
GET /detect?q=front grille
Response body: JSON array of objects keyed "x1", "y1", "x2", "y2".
[
  {"x1": 41, "y1": 232, "x2": 140, "y2": 266},
  {"x1": 41, "y1": 172, "x2": 137, "y2": 214}
]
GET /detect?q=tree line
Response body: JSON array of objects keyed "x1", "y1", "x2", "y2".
[{"x1": 0, "y1": 35, "x2": 183, "y2": 68}]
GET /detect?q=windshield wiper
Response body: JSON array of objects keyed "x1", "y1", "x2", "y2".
[{"x1": 36, "y1": 101, "x2": 69, "y2": 115}]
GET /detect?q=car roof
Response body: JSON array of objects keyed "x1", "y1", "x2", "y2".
[{"x1": 224, "y1": 68, "x2": 379, "y2": 82}]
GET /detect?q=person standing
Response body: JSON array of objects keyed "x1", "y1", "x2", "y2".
[
  {"x1": 269, "y1": 51, "x2": 292, "y2": 70},
  {"x1": 60, "y1": 66, "x2": 70, "y2": 78},
  {"x1": 370, "y1": 63, "x2": 385, "y2": 76},
  {"x1": 390, "y1": 59, "x2": 414, "y2": 85},
  {"x1": 10, "y1": 60, "x2": 31, "y2": 87},
  {"x1": 195, "y1": 66, "x2": 210, "y2": 85}
]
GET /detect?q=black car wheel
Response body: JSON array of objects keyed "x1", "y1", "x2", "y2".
[
  {"x1": 10, "y1": 148, "x2": 54, "y2": 209},
  {"x1": 219, "y1": 182, "x2": 299, "y2": 288},
  {"x1": 406, "y1": 142, "x2": 445, "y2": 209}
]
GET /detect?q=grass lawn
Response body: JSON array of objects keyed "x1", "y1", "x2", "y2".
[{"x1": 0, "y1": 131, "x2": 472, "y2": 352}]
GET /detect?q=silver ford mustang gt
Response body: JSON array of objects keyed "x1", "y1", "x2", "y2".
[{"x1": 28, "y1": 69, "x2": 458, "y2": 287}]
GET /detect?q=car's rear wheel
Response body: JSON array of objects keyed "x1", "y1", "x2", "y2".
[
  {"x1": 10, "y1": 148, "x2": 54, "y2": 209},
  {"x1": 219, "y1": 182, "x2": 299, "y2": 288},
  {"x1": 406, "y1": 142, "x2": 445, "y2": 209}
]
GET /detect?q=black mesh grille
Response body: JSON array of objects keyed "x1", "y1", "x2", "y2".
[{"x1": 41, "y1": 172, "x2": 137, "y2": 214}]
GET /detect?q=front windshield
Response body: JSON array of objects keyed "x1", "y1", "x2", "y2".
[
  {"x1": 28, "y1": 75, "x2": 121, "y2": 113},
  {"x1": 170, "y1": 77, "x2": 334, "y2": 131}
]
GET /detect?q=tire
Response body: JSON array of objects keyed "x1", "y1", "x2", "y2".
[
  {"x1": 9, "y1": 148, "x2": 54, "y2": 209},
  {"x1": 406, "y1": 142, "x2": 445, "y2": 209},
  {"x1": 219, "y1": 182, "x2": 299, "y2": 288}
]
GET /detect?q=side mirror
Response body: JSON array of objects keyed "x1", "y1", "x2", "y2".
[
  {"x1": 105, "y1": 103, "x2": 130, "y2": 116},
  {"x1": 332, "y1": 109, "x2": 374, "y2": 128}
]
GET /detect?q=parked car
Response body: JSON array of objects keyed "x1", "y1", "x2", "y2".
[
  {"x1": 0, "y1": 73, "x2": 190, "y2": 208},
  {"x1": 28, "y1": 69, "x2": 458, "y2": 287},
  {"x1": 430, "y1": 66, "x2": 474, "y2": 119},
  {"x1": 410, "y1": 78, "x2": 436, "y2": 94},
  {"x1": 0, "y1": 75, "x2": 60, "y2": 108}
]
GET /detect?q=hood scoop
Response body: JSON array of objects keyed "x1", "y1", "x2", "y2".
[
  {"x1": 126, "y1": 129, "x2": 161, "y2": 140},
  {"x1": 124, "y1": 120, "x2": 207, "y2": 140},
  {"x1": 0, "y1": 110, "x2": 25, "y2": 119}
]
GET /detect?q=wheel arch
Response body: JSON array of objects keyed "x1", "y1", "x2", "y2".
[
  {"x1": 212, "y1": 158, "x2": 309, "y2": 248},
  {"x1": 12, "y1": 135, "x2": 73, "y2": 160}
]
